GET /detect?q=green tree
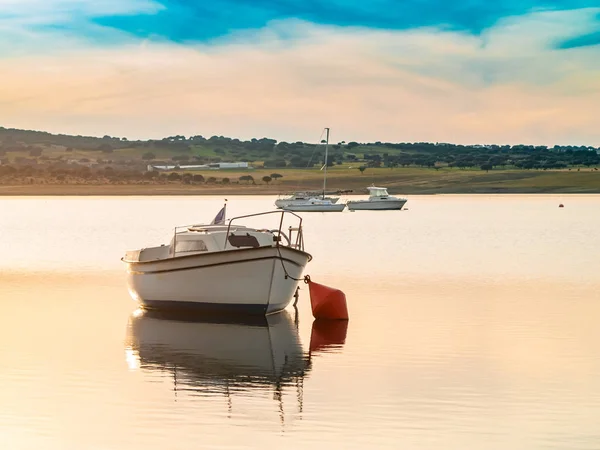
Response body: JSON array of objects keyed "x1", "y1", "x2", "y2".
[
  {"x1": 142, "y1": 152, "x2": 156, "y2": 161},
  {"x1": 167, "y1": 172, "x2": 181, "y2": 181},
  {"x1": 97, "y1": 144, "x2": 113, "y2": 153},
  {"x1": 222, "y1": 177, "x2": 230, "y2": 184},
  {"x1": 192, "y1": 174, "x2": 205, "y2": 183},
  {"x1": 289, "y1": 156, "x2": 310, "y2": 167},
  {"x1": 480, "y1": 163, "x2": 492, "y2": 172},
  {"x1": 358, "y1": 166, "x2": 367, "y2": 174},
  {"x1": 263, "y1": 159, "x2": 287, "y2": 168},
  {"x1": 262, "y1": 175, "x2": 272, "y2": 185},
  {"x1": 270, "y1": 173, "x2": 283, "y2": 181}
]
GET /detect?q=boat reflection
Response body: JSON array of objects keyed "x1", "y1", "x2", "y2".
[
  {"x1": 126, "y1": 310, "x2": 313, "y2": 396},
  {"x1": 125, "y1": 308, "x2": 348, "y2": 424}
]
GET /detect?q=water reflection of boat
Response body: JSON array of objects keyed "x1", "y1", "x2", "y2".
[{"x1": 125, "y1": 310, "x2": 311, "y2": 393}]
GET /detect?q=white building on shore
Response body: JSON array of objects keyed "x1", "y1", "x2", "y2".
[{"x1": 147, "y1": 162, "x2": 250, "y2": 171}]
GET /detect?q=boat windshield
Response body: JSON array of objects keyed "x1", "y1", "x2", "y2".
[{"x1": 369, "y1": 188, "x2": 388, "y2": 197}]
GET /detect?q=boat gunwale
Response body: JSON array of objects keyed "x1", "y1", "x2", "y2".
[
  {"x1": 128, "y1": 254, "x2": 307, "y2": 276},
  {"x1": 283, "y1": 207, "x2": 345, "y2": 212},
  {"x1": 121, "y1": 245, "x2": 313, "y2": 266},
  {"x1": 346, "y1": 198, "x2": 407, "y2": 204}
]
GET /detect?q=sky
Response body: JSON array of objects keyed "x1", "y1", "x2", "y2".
[{"x1": 0, "y1": 0, "x2": 599, "y2": 145}]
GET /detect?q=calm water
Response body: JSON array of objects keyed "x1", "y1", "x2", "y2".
[{"x1": 1, "y1": 195, "x2": 600, "y2": 449}]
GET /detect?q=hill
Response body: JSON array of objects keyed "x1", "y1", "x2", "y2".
[{"x1": 0, "y1": 126, "x2": 599, "y2": 195}]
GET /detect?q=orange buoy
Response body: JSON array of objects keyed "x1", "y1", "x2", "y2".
[
  {"x1": 306, "y1": 278, "x2": 349, "y2": 320},
  {"x1": 309, "y1": 319, "x2": 349, "y2": 353}
]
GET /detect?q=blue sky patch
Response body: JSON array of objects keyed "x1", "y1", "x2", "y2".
[{"x1": 90, "y1": 0, "x2": 600, "y2": 45}]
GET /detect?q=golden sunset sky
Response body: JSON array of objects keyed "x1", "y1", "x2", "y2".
[{"x1": 1, "y1": 1, "x2": 599, "y2": 145}]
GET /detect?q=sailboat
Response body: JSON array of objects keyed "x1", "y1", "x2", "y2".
[
  {"x1": 274, "y1": 191, "x2": 341, "y2": 209},
  {"x1": 282, "y1": 128, "x2": 346, "y2": 212}
]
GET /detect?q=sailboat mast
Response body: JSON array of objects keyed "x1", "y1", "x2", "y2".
[{"x1": 323, "y1": 127, "x2": 329, "y2": 198}]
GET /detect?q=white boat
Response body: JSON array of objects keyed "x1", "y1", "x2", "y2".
[
  {"x1": 125, "y1": 310, "x2": 310, "y2": 393},
  {"x1": 122, "y1": 207, "x2": 312, "y2": 315},
  {"x1": 281, "y1": 128, "x2": 346, "y2": 212},
  {"x1": 282, "y1": 197, "x2": 346, "y2": 212},
  {"x1": 275, "y1": 192, "x2": 340, "y2": 209},
  {"x1": 346, "y1": 186, "x2": 408, "y2": 211}
]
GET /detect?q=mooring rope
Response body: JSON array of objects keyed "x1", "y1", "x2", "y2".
[{"x1": 275, "y1": 244, "x2": 311, "y2": 283}]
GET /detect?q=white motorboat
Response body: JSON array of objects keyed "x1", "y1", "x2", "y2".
[
  {"x1": 125, "y1": 310, "x2": 310, "y2": 393},
  {"x1": 122, "y1": 207, "x2": 312, "y2": 315},
  {"x1": 346, "y1": 186, "x2": 408, "y2": 211},
  {"x1": 275, "y1": 192, "x2": 340, "y2": 209},
  {"x1": 281, "y1": 128, "x2": 346, "y2": 213}
]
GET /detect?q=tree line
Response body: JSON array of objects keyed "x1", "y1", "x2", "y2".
[
  {"x1": 0, "y1": 163, "x2": 286, "y2": 186},
  {"x1": 0, "y1": 126, "x2": 599, "y2": 171}
]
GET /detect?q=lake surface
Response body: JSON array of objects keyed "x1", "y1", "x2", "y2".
[{"x1": 1, "y1": 195, "x2": 600, "y2": 449}]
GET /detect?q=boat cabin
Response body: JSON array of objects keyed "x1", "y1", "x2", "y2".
[
  {"x1": 367, "y1": 187, "x2": 391, "y2": 198},
  {"x1": 173, "y1": 226, "x2": 277, "y2": 255},
  {"x1": 125, "y1": 224, "x2": 304, "y2": 263}
]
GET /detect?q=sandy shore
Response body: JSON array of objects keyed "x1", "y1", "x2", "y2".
[
  {"x1": 0, "y1": 184, "x2": 279, "y2": 196},
  {"x1": 1, "y1": 167, "x2": 600, "y2": 195}
]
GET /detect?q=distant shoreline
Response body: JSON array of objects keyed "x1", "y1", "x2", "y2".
[
  {"x1": 2, "y1": 126, "x2": 599, "y2": 198},
  {"x1": 2, "y1": 166, "x2": 600, "y2": 196},
  {"x1": 1, "y1": 184, "x2": 599, "y2": 196}
]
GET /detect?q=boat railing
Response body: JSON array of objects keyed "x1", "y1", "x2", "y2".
[
  {"x1": 168, "y1": 211, "x2": 305, "y2": 256},
  {"x1": 224, "y1": 210, "x2": 305, "y2": 251},
  {"x1": 287, "y1": 226, "x2": 304, "y2": 250},
  {"x1": 279, "y1": 189, "x2": 352, "y2": 196}
]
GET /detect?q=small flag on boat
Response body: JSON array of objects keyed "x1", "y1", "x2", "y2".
[{"x1": 211, "y1": 203, "x2": 226, "y2": 225}]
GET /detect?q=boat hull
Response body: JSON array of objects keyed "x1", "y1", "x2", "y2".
[
  {"x1": 283, "y1": 203, "x2": 346, "y2": 212},
  {"x1": 275, "y1": 197, "x2": 339, "y2": 208},
  {"x1": 346, "y1": 199, "x2": 407, "y2": 211},
  {"x1": 124, "y1": 246, "x2": 311, "y2": 315}
]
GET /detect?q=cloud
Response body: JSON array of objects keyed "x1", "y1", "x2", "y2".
[
  {"x1": 558, "y1": 30, "x2": 600, "y2": 48},
  {"x1": 0, "y1": 0, "x2": 163, "y2": 56},
  {"x1": 0, "y1": 0, "x2": 162, "y2": 17},
  {"x1": 0, "y1": 9, "x2": 599, "y2": 144},
  {"x1": 1, "y1": 0, "x2": 600, "y2": 55},
  {"x1": 93, "y1": 0, "x2": 600, "y2": 41},
  {"x1": 378, "y1": 8, "x2": 600, "y2": 87}
]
